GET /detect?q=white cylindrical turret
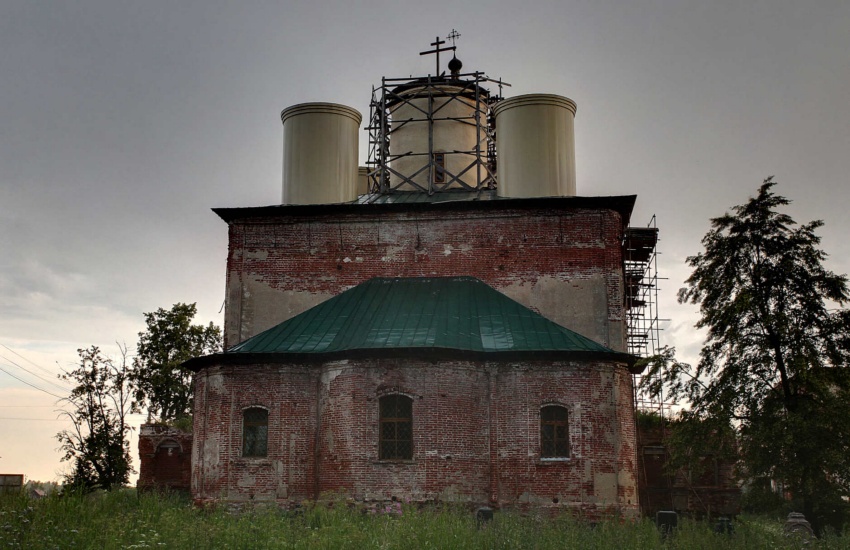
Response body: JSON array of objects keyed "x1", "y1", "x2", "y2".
[
  {"x1": 492, "y1": 94, "x2": 577, "y2": 198},
  {"x1": 280, "y1": 103, "x2": 362, "y2": 205},
  {"x1": 389, "y1": 82, "x2": 488, "y2": 191}
]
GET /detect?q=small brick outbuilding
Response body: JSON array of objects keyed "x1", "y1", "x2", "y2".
[{"x1": 137, "y1": 424, "x2": 192, "y2": 494}]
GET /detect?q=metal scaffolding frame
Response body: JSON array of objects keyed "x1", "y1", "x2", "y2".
[
  {"x1": 365, "y1": 73, "x2": 508, "y2": 195},
  {"x1": 624, "y1": 217, "x2": 681, "y2": 515},
  {"x1": 624, "y1": 216, "x2": 663, "y2": 358},
  {"x1": 625, "y1": 215, "x2": 675, "y2": 412}
]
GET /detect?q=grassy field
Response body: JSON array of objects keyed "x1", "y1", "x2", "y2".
[{"x1": 1, "y1": 491, "x2": 846, "y2": 549}]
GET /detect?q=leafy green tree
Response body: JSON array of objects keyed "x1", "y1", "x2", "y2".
[
  {"x1": 57, "y1": 345, "x2": 134, "y2": 491},
  {"x1": 131, "y1": 303, "x2": 221, "y2": 423},
  {"x1": 642, "y1": 178, "x2": 850, "y2": 533}
]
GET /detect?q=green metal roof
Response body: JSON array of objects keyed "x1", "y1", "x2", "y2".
[{"x1": 228, "y1": 277, "x2": 615, "y2": 355}]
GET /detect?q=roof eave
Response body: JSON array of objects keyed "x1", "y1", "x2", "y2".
[
  {"x1": 184, "y1": 347, "x2": 639, "y2": 373},
  {"x1": 212, "y1": 195, "x2": 637, "y2": 224}
]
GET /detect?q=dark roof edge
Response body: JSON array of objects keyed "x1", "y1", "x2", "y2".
[
  {"x1": 184, "y1": 347, "x2": 640, "y2": 373},
  {"x1": 213, "y1": 195, "x2": 638, "y2": 223}
]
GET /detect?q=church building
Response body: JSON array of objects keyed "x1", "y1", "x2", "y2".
[{"x1": 175, "y1": 38, "x2": 656, "y2": 518}]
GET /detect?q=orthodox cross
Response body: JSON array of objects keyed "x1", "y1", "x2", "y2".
[
  {"x1": 447, "y1": 29, "x2": 461, "y2": 47},
  {"x1": 420, "y1": 36, "x2": 456, "y2": 75}
]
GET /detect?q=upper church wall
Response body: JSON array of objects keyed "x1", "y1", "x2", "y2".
[{"x1": 222, "y1": 204, "x2": 627, "y2": 351}]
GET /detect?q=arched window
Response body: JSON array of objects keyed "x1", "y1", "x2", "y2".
[
  {"x1": 242, "y1": 407, "x2": 268, "y2": 457},
  {"x1": 379, "y1": 394, "x2": 413, "y2": 460},
  {"x1": 540, "y1": 405, "x2": 569, "y2": 458},
  {"x1": 156, "y1": 439, "x2": 182, "y2": 457}
]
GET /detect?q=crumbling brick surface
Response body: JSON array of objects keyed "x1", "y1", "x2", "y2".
[
  {"x1": 636, "y1": 423, "x2": 740, "y2": 516},
  {"x1": 137, "y1": 424, "x2": 193, "y2": 493},
  {"x1": 191, "y1": 199, "x2": 640, "y2": 519},
  {"x1": 191, "y1": 358, "x2": 639, "y2": 519},
  {"x1": 222, "y1": 205, "x2": 627, "y2": 351}
]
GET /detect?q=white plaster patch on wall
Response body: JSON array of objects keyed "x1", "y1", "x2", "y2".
[
  {"x1": 321, "y1": 362, "x2": 349, "y2": 387},
  {"x1": 237, "y1": 277, "x2": 333, "y2": 339},
  {"x1": 594, "y1": 472, "x2": 618, "y2": 501},
  {"x1": 572, "y1": 401, "x2": 582, "y2": 458},
  {"x1": 499, "y1": 277, "x2": 594, "y2": 335},
  {"x1": 203, "y1": 438, "x2": 220, "y2": 482},
  {"x1": 208, "y1": 372, "x2": 225, "y2": 392},
  {"x1": 243, "y1": 249, "x2": 269, "y2": 260},
  {"x1": 381, "y1": 245, "x2": 406, "y2": 262},
  {"x1": 237, "y1": 473, "x2": 257, "y2": 488}
]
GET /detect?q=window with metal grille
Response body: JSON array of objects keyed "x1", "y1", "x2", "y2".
[
  {"x1": 379, "y1": 394, "x2": 413, "y2": 460},
  {"x1": 432, "y1": 153, "x2": 446, "y2": 184},
  {"x1": 540, "y1": 405, "x2": 569, "y2": 458},
  {"x1": 242, "y1": 407, "x2": 268, "y2": 457}
]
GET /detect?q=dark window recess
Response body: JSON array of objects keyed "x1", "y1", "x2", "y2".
[
  {"x1": 379, "y1": 395, "x2": 413, "y2": 460},
  {"x1": 643, "y1": 446, "x2": 672, "y2": 487},
  {"x1": 433, "y1": 153, "x2": 446, "y2": 184},
  {"x1": 243, "y1": 407, "x2": 269, "y2": 457},
  {"x1": 541, "y1": 405, "x2": 569, "y2": 458}
]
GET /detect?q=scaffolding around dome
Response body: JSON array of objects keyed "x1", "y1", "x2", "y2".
[{"x1": 365, "y1": 71, "x2": 509, "y2": 196}]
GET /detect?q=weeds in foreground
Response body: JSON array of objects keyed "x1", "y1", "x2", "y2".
[{"x1": 0, "y1": 491, "x2": 847, "y2": 549}]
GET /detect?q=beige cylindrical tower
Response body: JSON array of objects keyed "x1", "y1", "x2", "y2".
[
  {"x1": 389, "y1": 83, "x2": 488, "y2": 190},
  {"x1": 280, "y1": 102, "x2": 362, "y2": 205},
  {"x1": 492, "y1": 94, "x2": 577, "y2": 198}
]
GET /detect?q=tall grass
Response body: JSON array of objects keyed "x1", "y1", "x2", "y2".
[{"x1": 1, "y1": 491, "x2": 846, "y2": 549}]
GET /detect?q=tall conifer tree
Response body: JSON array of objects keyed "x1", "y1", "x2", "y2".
[{"x1": 643, "y1": 178, "x2": 850, "y2": 532}]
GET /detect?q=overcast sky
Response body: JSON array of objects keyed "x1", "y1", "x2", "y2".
[{"x1": 2, "y1": 0, "x2": 849, "y2": 482}]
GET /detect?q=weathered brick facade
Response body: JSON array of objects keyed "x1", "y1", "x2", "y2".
[
  {"x1": 191, "y1": 357, "x2": 638, "y2": 517},
  {"x1": 137, "y1": 424, "x2": 192, "y2": 494},
  {"x1": 219, "y1": 197, "x2": 634, "y2": 353},
  {"x1": 637, "y1": 422, "x2": 740, "y2": 517},
  {"x1": 186, "y1": 195, "x2": 643, "y2": 518}
]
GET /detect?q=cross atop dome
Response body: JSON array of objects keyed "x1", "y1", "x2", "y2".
[{"x1": 419, "y1": 34, "x2": 457, "y2": 75}]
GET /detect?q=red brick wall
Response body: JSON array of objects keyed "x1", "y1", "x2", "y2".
[
  {"x1": 137, "y1": 424, "x2": 193, "y2": 493},
  {"x1": 223, "y1": 205, "x2": 627, "y2": 350},
  {"x1": 636, "y1": 423, "x2": 740, "y2": 516},
  {"x1": 191, "y1": 358, "x2": 638, "y2": 518}
]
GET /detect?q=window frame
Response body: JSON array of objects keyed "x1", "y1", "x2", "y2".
[
  {"x1": 242, "y1": 406, "x2": 269, "y2": 458},
  {"x1": 540, "y1": 404, "x2": 570, "y2": 460},
  {"x1": 378, "y1": 394, "x2": 413, "y2": 461}
]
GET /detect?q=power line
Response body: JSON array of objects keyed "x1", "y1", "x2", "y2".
[
  {"x1": 0, "y1": 354, "x2": 72, "y2": 393},
  {"x1": 0, "y1": 343, "x2": 61, "y2": 378},
  {"x1": 0, "y1": 364, "x2": 65, "y2": 399}
]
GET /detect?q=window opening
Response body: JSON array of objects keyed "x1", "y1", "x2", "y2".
[
  {"x1": 541, "y1": 405, "x2": 569, "y2": 458},
  {"x1": 379, "y1": 395, "x2": 413, "y2": 460},
  {"x1": 156, "y1": 440, "x2": 181, "y2": 457},
  {"x1": 243, "y1": 407, "x2": 268, "y2": 457},
  {"x1": 432, "y1": 153, "x2": 446, "y2": 184}
]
